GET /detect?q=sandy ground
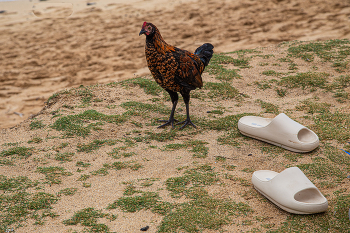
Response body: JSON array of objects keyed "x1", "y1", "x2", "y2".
[
  {"x1": 0, "y1": 39, "x2": 349, "y2": 232},
  {"x1": 0, "y1": 0, "x2": 350, "y2": 232},
  {"x1": 0, "y1": 0, "x2": 350, "y2": 128}
]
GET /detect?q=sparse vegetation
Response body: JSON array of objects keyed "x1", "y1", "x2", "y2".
[
  {"x1": 36, "y1": 166, "x2": 73, "y2": 185},
  {"x1": 279, "y1": 72, "x2": 329, "y2": 90},
  {"x1": 1, "y1": 39, "x2": 349, "y2": 232},
  {"x1": 119, "y1": 77, "x2": 165, "y2": 96},
  {"x1": 0, "y1": 176, "x2": 58, "y2": 232},
  {"x1": 0, "y1": 146, "x2": 34, "y2": 159},
  {"x1": 51, "y1": 110, "x2": 127, "y2": 137},
  {"x1": 63, "y1": 207, "x2": 116, "y2": 233},
  {"x1": 256, "y1": 99, "x2": 279, "y2": 114},
  {"x1": 30, "y1": 120, "x2": 46, "y2": 130},
  {"x1": 206, "y1": 53, "x2": 245, "y2": 81},
  {"x1": 77, "y1": 139, "x2": 117, "y2": 152},
  {"x1": 204, "y1": 82, "x2": 239, "y2": 99}
]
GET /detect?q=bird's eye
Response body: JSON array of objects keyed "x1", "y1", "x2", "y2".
[{"x1": 148, "y1": 26, "x2": 151, "y2": 31}]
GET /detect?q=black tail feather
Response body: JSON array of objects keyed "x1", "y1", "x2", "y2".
[{"x1": 194, "y1": 43, "x2": 214, "y2": 66}]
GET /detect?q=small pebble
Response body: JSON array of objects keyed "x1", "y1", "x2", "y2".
[
  {"x1": 248, "y1": 153, "x2": 252, "y2": 156},
  {"x1": 87, "y1": 2, "x2": 96, "y2": 5},
  {"x1": 347, "y1": 175, "x2": 350, "y2": 179},
  {"x1": 140, "y1": 226, "x2": 149, "y2": 231},
  {"x1": 0, "y1": 10, "x2": 6, "y2": 14}
]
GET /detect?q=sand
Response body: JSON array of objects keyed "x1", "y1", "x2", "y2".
[
  {"x1": 0, "y1": 0, "x2": 350, "y2": 232},
  {"x1": 1, "y1": 0, "x2": 350, "y2": 128}
]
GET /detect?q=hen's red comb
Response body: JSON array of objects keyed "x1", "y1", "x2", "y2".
[{"x1": 142, "y1": 22, "x2": 147, "y2": 28}]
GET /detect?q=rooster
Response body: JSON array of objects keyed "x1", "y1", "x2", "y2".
[{"x1": 139, "y1": 22, "x2": 214, "y2": 129}]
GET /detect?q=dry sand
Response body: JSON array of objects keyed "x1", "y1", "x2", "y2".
[
  {"x1": 0, "y1": 0, "x2": 350, "y2": 232},
  {"x1": 0, "y1": 0, "x2": 350, "y2": 128}
]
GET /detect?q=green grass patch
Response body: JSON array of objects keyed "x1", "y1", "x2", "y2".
[
  {"x1": 312, "y1": 111, "x2": 350, "y2": 143},
  {"x1": 51, "y1": 110, "x2": 126, "y2": 138},
  {"x1": 0, "y1": 176, "x2": 58, "y2": 232},
  {"x1": 204, "y1": 82, "x2": 239, "y2": 99},
  {"x1": 77, "y1": 139, "x2": 117, "y2": 153},
  {"x1": 297, "y1": 158, "x2": 346, "y2": 184},
  {"x1": 36, "y1": 166, "x2": 73, "y2": 185},
  {"x1": 28, "y1": 137, "x2": 43, "y2": 144},
  {"x1": 108, "y1": 191, "x2": 169, "y2": 213},
  {"x1": 0, "y1": 175, "x2": 38, "y2": 192},
  {"x1": 165, "y1": 164, "x2": 218, "y2": 198},
  {"x1": 144, "y1": 130, "x2": 178, "y2": 142},
  {"x1": 30, "y1": 120, "x2": 46, "y2": 130},
  {"x1": 91, "y1": 167, "x2": 109, "y2": 176},
  {"x1": 287, "y1": 39, "x2": 350, "y2": 62},
  {"x1": 75, "y1": 86, "x2": 95, "y2": 106},
  {"x1": 158, "y1": 195, "x2": 252, "y2": 233},
  {"x1": 54, "y1": 152, "x2": 75, "y2": 162},
  {"x1": 333, "y1": 60, "x2": 349, "y2": 73},
  {"x1": 185, "y1": 140, "x2": 209, "y2": 158},
  {"x1": 121, "y1": 101, "x2": 170, "y2": 115},
  {"x1": 105, "y1": 161, "x2": 143, "y2": 171},
  {"x1": 207, "y1": 109, "x2": 224, "y2": 115},
  {"x1": 76, "y1": 161, "x2": 91, "y2": 168},
  {"x1": 331, "y1": 75, "x2": 350, "y2": 89},
  {"x1": 275, "y1": 87, "x2": 287, "y2": 97},
  {"x1": 57, "y1": 188, "x2": 78, "y2": 196},
  {"x1": 296, "y1": 100, "x2": 331, "y2": 114},
  {"x1": 0, "y1": 146, "x2": 34, "y2": 159},
  {"x1": 283, "y1": 152, "x2": 305, "y2": 162},
  {"x1": 119, "y1": 77, "x2": 165, "y2": 96},
  {"x1": 123, "y1": 185, "x2": 142, "y2": 196},
  {"x1": 269, "y1": 193, "x2": 350, "y2": 232},
  {"x1": 324, "y1": 145, "x2": 350, "y2": 169},
  {"x1": 110, "y1": 166, "x2": 252, "y2": 233},
  {"x1": 279, "y1": 72, "x2": 329, "y2": 90},
  {"x1": 254, "y1": 80, "x2": 272, "y2": 90},
  {"x1": 63, "y1": 207, "x2": 116, "y2": 233},
  {"x1": 78, "y1": 174, "x2": 91, "y2": 182},
  {"x1": 163, "y1": 143, "x2": 187, "y2": 151},
  {"x1": 256, "y1": 99, "x2": 279, "y2": 114},
  {"x1": 206, "y1": 53, "x2": 245, "y2": 81},
  {"x1": 205, "y1": 113, "x2": 252, "y2": 131},
  {"x1": 261, "y1": 70, "x2": 280, "y2": 77},
  {"x1": 163, "y1": 140, "x2": 209, "y2": 158},
  {"x1": 333, "y1": 90, "x2": 349, "y2": 102}
]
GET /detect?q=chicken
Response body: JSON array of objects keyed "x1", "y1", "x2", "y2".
[{"x1": 139, "y1": 22, "x2": 214, "y2": 129}]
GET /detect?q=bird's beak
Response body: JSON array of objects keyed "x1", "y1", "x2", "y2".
[{"x1": 139, "y1": 28, "x2": 146, "y2": 36}]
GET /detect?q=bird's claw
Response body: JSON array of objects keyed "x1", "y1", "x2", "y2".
[
  {"x1": 177, "y1": 119, "x2": 196, "y2": 130},
  {"x1": 158, "y1": 119, "x2": 178, "y2": 128}
]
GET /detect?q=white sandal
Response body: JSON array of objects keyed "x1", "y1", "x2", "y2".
[
  {"x1": 252, "y1": 167, "x2": 328, "y2": 214},
  {"x1": 238, "y1": 113, "x2": 319, "y2": 153}
]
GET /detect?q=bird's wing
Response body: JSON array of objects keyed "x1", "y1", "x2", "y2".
[{"x1": 173, "y1": 48, "x2": 204, "y2": 90}]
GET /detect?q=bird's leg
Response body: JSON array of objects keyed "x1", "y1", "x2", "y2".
[
  {"x1": 158, "y1": 90, "x2": 179, "y2": 128},
  {"x1": 177, "y1": 90, "x2": 196, "y2": 130}
]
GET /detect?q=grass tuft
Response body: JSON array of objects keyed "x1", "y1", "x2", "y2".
[
  {"x1": 51, "y1": 110, "x2": 126, "y2": 138},
  {"x1": 63, "y1": 207, "x2": 116, "y2": 233},
  {"x1": 204, "y1": 82, "x2": 239, "y2": 100},
  {"x1": 279, "y1": 72, "x2": 329, "y2": 90}
]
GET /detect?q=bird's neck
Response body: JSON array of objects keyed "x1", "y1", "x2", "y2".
[{"x1": 146, "y1": 29, "x2": 175, "y2": 53}]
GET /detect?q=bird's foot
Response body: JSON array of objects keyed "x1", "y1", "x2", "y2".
[
  {"x1": 158, "y1": 118, "x2": 179, "y2": 128},
  {"x1": 177, "y1": 119, "x2": 196, "y2": 130}
]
